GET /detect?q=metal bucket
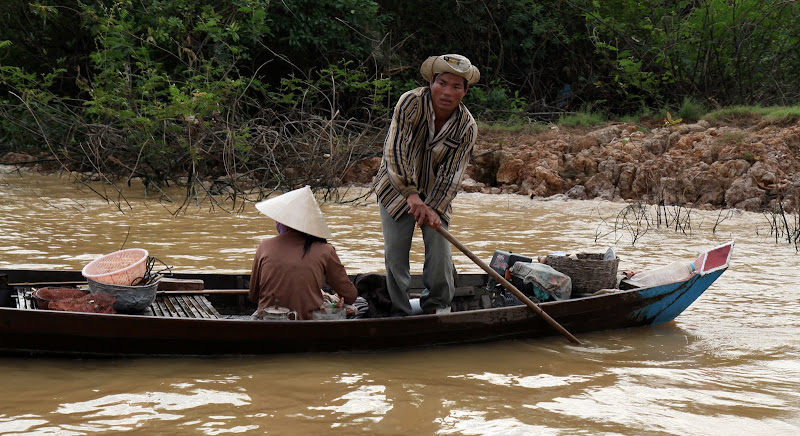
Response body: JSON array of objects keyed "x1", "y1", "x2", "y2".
[{"x1": 87, "y1": 278, "x2": 159, "y2": 314}]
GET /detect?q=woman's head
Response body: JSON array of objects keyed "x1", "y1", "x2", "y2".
[{"x1": 255, "y1": 185, "x2": 333, "y2": 240}]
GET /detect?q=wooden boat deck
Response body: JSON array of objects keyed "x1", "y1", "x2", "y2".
[
  {"x1": 14, "y1": 289, "x2": 221, "y2": 319},
  {"x1": 144, "y1": 294, "x2": 221, "y2": 319}
]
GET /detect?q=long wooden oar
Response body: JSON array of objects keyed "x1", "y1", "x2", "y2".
[{"x1": 436, "y1": 227, "x2": 581, "y2": 345}]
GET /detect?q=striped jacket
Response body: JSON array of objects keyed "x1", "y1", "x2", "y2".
[{"x1": 373, "y1": 87, "x2": 477, "y2": 223}]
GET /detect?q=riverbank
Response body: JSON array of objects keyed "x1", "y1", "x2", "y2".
[{"x1": 4, "y1": 118, "x2": 800, "y2": 213}]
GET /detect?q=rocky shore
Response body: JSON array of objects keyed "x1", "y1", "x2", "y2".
[{"x1": 457, "y1": 119, "x2": 800, "y2": 213}]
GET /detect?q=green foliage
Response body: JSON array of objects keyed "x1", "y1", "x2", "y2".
[
  {"x1": 466, "y1": 79, "x2": 527, "y2": 123},
  {"x1": 269, "y1": 60, "x2": 393, "y2": 118},
  {"x1": 0, "y1": 65, "x2": 65, "y2": 105},
  {"x1": 0, "y1": 36, "x2": 73, "y2": 152},
  {"x1": 760, "y1": 106, "x2": 800, "y2": 124},
  {"x1": 705, "y1": 106, "x2": 760, "y2": 123},
  {"x1": 270, "y1": 0, "x2": 382, "y2": 60},
  {"x1": 68, "y1": 0, "x2": 280, "y2": 177},
  {"x1": 619, "y1": 104, "x2": 657, "y2": 130},
  {"x1": 376, "y1": 0, "x2": 585, "y2": 109},
  {"x1": 0, "y1": 0, "x2": 394, "y2": 198},
  {"x1": 580, "y1": 0, "x2": 683, "y2": 112},
  {"x1": 581, "y1": 0, "x2": 800, "y2": 112}
]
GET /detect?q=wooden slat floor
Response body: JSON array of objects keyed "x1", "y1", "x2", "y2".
[
  {"x1": 14, "y1": 290, "x2": 221, "y2": 319},
  {"x1": 144, "y1": 295, "x2": 221, "y2": 319}
]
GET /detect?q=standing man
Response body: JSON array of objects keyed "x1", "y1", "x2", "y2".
[{"x1": 373, "y1": 54, "x2": 480, "y2": 315}]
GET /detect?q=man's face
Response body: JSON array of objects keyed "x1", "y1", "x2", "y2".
[{"x1": 429, "y1": 73, "x2": 469, "y2": 115}]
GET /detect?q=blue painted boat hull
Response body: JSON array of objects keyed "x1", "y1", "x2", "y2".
[{"x1": 630, "y1": 268, "x2": 726, "y2": 325}]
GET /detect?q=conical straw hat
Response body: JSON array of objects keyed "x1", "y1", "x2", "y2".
[{"x1": 255, "y1": 186, "x2": 333, "y2": 239}]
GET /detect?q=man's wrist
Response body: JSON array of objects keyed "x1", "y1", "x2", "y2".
[
  {"x1": 406, "y1": 193, "x2": 423, "y2": 206},
  {"x1": 401, "y1": 187, "x2": 420, "y2": 198}
]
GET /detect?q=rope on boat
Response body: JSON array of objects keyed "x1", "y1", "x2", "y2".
[{"x1": 131, "y1": 257, "x2": 173, "y2": 286}]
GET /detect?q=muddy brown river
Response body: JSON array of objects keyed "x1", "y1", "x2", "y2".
[{"x1": 1, "y1": 168, "x2": 798, "y2": 435}]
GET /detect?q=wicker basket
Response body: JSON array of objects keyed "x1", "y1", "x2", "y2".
[
  {"x1": 88, "y1": 277, "x2": 159, "y2": 314},
  {"x1": 82, "y1": 248, "x2": 148, "y2": 286},
  {"x1": 545, "y1": 253, "x2": 619, "y2": 293}
]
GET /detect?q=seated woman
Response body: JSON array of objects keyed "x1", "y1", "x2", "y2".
[{"x1": 249, "y1": 186, "x2": 357, "y2": 320}]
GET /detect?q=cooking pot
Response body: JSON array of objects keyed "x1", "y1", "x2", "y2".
[{"x1": 262, "y1": 306, "x2": 298, "y2": 320}]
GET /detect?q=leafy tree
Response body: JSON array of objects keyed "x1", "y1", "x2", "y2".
[{"x1": 576, "y1": 0, "x2": 800, "y2": 111}]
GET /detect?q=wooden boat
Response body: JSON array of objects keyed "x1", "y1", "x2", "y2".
[{"x1": 0, "y1": 242, "x2": 734, "y2": 357}]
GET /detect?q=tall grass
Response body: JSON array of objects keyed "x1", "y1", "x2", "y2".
[
  {"x1": 477, "y1": 104, "x2": 800, "y2": 134},
  {"x1": 558, "y1": 108, "x2": 605, "y2": 128},
  {"x1": 705, "y1": 105, "x2": 800, "y2": 123},
  {"x1": 678, "y1": 97, "x2": 706, "y2": 122}
]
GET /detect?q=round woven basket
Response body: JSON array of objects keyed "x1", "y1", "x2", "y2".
[
  {"x1": 545, "y1": 253, "x2": 620, "y2": 293},
  {"x1": 87, "y1": 277, "x2": 159, "y2": 314},
  {"x1": 82, "y1": 248, "x2": 149, "y2": 286}
]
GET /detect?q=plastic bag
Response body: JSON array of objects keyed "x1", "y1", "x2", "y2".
[
  {"x1": 510, "y1": 262, "x2": 572, "y2": 301},
  {"x1": 622, "y1": 262, "x2": 695, "y2": 289}
]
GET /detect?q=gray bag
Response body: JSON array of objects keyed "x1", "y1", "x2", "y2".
[{"x1": 510, "y1": 262, "x2": 572, "y2": 301}]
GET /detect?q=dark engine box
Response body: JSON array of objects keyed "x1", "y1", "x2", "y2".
[
  {"x1": 487, "y1": 250, "x2": 532, "y2": 291},
  {"x1": 488, "y1": 250, "x2": 532, "y2": 278}
]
